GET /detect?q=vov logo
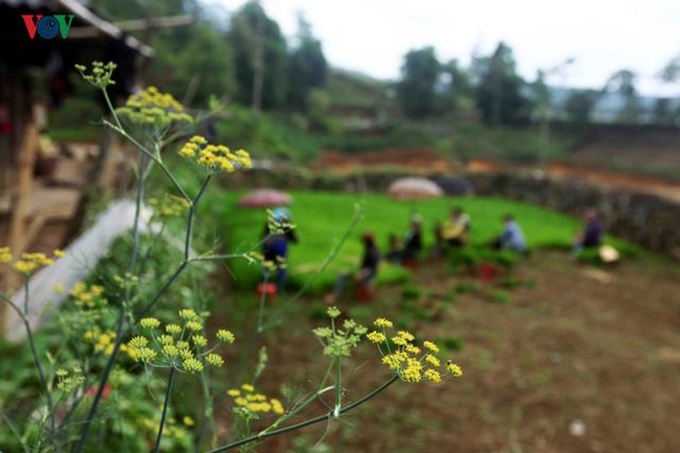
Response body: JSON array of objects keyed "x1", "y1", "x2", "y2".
[{"x1": 21, "y1": 14, "x2": 75, "y2": 39}]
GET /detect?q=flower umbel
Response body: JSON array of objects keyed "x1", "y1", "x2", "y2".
[
  {"x1": 115, "y1": 86, "x2": 193, "y2": 128},
  {"x1": 178, "y1": 135, "x2": 252, "y2": 175},
  {"x1": 368, "y1": 317, "x2": 463, "y2": 384}
]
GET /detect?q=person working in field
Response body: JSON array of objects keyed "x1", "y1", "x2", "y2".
[
  {"x1": 401, "y1": 214, "x2": 423, "y2": 268},
  {"x1": 491, "y1": 214, "x2": 526, "y2": 253},
  {"x1": 442, "y1": 207, "x2": 471, "y2": 247},
  {"x1": 325, "y1": 232, "x2": 380, "y2": 304},
  {"x1": 262, "y1": 207, "x2": 298, "y2": 292},
  {"x1": 572, "y1": 208, "x2": 602, "y2": 259}
]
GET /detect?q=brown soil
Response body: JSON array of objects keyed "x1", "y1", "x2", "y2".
[
  {"x1": 313, "y1": 149, "x2": 680, "y2": 202},
  {"x1": 312, "y1": 148, "x2": 459, "y2": 174},
  {"x1": 216, "y1": 251, "x2": 680, "y2": 452}
]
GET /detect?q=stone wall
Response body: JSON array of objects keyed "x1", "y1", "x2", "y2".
[{"x1": 466, "y1": 172, "x2": 680, "y2": 259}]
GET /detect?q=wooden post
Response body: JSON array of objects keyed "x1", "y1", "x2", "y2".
[{"x1": 1, "y1": 120, "x2": 39, "y2": 335}]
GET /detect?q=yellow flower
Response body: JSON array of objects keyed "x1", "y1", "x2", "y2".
[
  {"x1": 405, "y1": 344, "x2": 421, "y2": 355},
  {"x1": 183, "y1": 357, "x2": 204, "y2": 373},
  {"x1": 374, "y1": 318, "x2": 393, "y2": 328},
  {"x1": 166, "y1": 324, "x2": 182, "y2": 335},
  {"x1": 270, "y1": 398, "x2": 285, "y2": 415},
  {"x1": 423, "y1": 341, "x2": 440, "y2": 353},
  {"x1": 183, "y1": 415, "x2": 195, "y2": 426},
  {"x1": 205, "y1": 353, "x2": 224, "y2": 367},
  {"x1": 128, "y1": 336, "x2": 148, "y2": 349},
  {"x1": 14, "y1": 260, "x2": 37, "y2": 273},
  {"x1": 241, "y1": 383, "x2": 255, "y2": 392},
  {"x1": 163, "y1": 344, "x2": 179, "y2": 358},
  {"x1": 227, "y1": 389, "x2": 240, "y2": 397},
  {"x1": 178, "y1": 309, "x2": 198, "y2": 321},
  {"x1": 366, "y1": 331, "x2": 386, "y2": 344},
  {"x1": 186, "y1": 320, "x2": 203, "y2": 331},
  {"x1": 446, "y1": 361, "x2": 463, "y2": 377},
  {"x1": 391, "y1": 336, "x2": 408, "y2": 346},
  {"x1": 192, "y1": 335, "x2": 208, "y2": 347},
  {"x1": 54, "y1": 249, "x2": 66, "y2": 258},
  {"x1": 425, "y1": 354, "x2": 440, "y2": 367},
  {"x1": 140, "y1": 317, "x2": 161, "y2": 329},
  {"x1": 0, "y1": 246, "x2": 12, "y2": 263},
  {"x1": 216, "y1": 329, "x2": 235, "y2": 343},
  {"x1": 136, "y1": 347, "x2": 158, "y2": 363},
  {"x1": 424, "y1": 369, "x2": 442, "y2": 383},
  {"x1": 397, "y1": 330, "x2": 415, "y2": 342}
]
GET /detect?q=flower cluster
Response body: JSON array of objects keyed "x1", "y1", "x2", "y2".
[
  {"x1": 75, "y1": 61, "x2": 117, "y2": 88},
  {"x1": 0, "y1": 249, "x2": 65, "y2": 274},
  {"x1": 116, "y1": 86, "x2": 193, "y2": 128},
  {"x1": 367, "y1": 317, "x2": 463, "y2": 383},
  {"x1": 178, "y1": 135, "x2": 252, "y2": 174},
  {"x1": 83, "y1": 329, "x2": 135, "y2": 358},
  {"x1": 313, "y1": 307, "x2": 367, "y2": 358},
  {"x1": 70, "y1": 282, "x2": 106, "y2": 309},
  {"x1": 0, "y1": 247, "x2": 11, "y2": 264},
  {"x1": 55, "y1": 367, "x2": 86, "y2": 393},
  {"x1": 149, "y1": 195, "x2": 190, "y2": 219},
  {"x1": 228, "y1": 383, "x2": 285, "y2": 416},
  {"x1": 125, "y1": 309, "x2": 235, "y2": 374}
]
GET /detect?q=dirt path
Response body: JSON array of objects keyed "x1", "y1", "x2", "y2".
[
  {"x1": 547, "y1": 162, "x2": 680, "y2": 202},
  {"x1": 217, "y1": 251, "x2": 680, "y2": 452}
]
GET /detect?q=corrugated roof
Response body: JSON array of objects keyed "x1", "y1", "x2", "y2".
[{"x1": 0, "y1": 0, "x2": 153, "y2": 57}]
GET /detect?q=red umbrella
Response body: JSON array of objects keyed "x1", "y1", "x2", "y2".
[
  {"x1": 238, "y1": 189, "x2": 292, "y2": 208},
  {"x1": 387, "y1": 177, "x2": 444, "y2": 200}
]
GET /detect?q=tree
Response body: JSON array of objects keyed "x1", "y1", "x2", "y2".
[
  {"x1": 564, "y1": 89, "x2": 597, "y2": 130},
  {"x1": 435, "y1": 59, "x2": 472, "y2": 117},
  {"x1": 287, "y1": 14, "x2": 328, "y2": 112},
  {"x1": 603, "y1": 69, "x2": 639, "y2": 124},
  {"x1": 91, "y1": 0, "x2": 234, "y2": 105},
  {"x1": 229, "y1": 0, "x2": 288, "y2": 110},
  {"x1": 149, "y1": 24, "x2": 235, "y2": 105},
  {"x1": 397, "y1": 47, "x2": 440, "y2": 118},
  {"x1": 659, "y1": 53, "x2": 680, "y2": 84},
  {"x1": 475, "y1": 42, "x2": 532, "y2": 126}
]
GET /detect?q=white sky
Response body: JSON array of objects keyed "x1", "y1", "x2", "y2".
[{"x1": 213, "y1": 0, "x2": 680, "y2": 97}]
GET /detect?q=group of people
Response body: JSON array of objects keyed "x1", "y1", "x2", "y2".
[{"x1": 261, "y1": 205, "x2": 606, "y2": 300}]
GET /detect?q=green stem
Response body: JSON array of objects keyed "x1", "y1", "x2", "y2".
[
  {"x1": 209, "y1": 375, "x2": 400, "y2": 452},
  {"x1": 334, "y1": 356, "x2": 342, "y2": 416},
  {"x1": 185, "y1": 175, "x2": 212, "y2": 261},
  {"x1": 200, "y1": 371, "x2": 217, "y2": 448},
  {"x1": 19, "y1": 279, "x2": 55, "y2": 434},
  {"x1": 129, "y1": 153, "x2": 151, "y2": 270},
  {"x1": 154, "y1": 367, "x2": 176, "y2": 453},
  {"x1": 75, "y1": 307, "x2": 125, "y2": 453},
  {"x1": 0, "y1": 408, "x2": 29, "y2": 453}
]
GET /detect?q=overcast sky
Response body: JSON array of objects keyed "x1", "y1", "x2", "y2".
[{"x1": 214, "y1": 0, "x2": 680, "y2": 97}]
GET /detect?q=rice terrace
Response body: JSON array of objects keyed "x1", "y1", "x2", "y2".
[{"x1": 1, "y1": 0, "x2": 680, "y2": 452}]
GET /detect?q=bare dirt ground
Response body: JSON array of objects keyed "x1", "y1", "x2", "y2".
[
  {"x1": 216, "y1": 251, "x2": 680, "y2": 452},
  {"x1": 313, "y1": 149, "x2": 680, "y2": 203}
]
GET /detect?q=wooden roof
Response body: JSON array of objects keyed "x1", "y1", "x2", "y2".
[{"x1": 0, "y1": 0, "x2": 153, "y2": 70}]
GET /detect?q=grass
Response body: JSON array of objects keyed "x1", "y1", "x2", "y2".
[{"x1": 213, "y1": 191, "x2": 640, "y2": 293}]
